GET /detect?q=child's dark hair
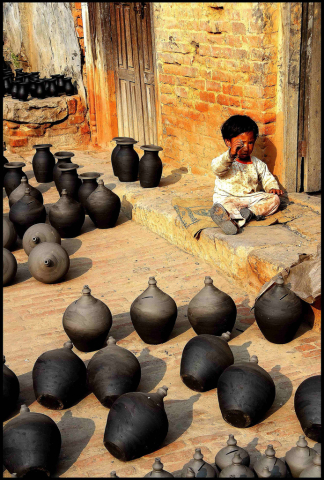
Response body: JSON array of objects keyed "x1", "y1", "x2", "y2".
[{"x1": 221, "y1": 115, "x2": 259, "y2": 141}]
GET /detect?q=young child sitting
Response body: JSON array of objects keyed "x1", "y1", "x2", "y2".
[{"x1": 210, "y1": 114, "x2": 283, "y2": 235}]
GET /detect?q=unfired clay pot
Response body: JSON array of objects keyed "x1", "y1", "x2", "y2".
[
  {"x1": 3, "y1": 217, "x2": 17, "y2": 250},
  {"x1": 3, "y1": 356, "x2": 20, "y2": 420},
  {"x1": 144, "y1": 458, "x2": 174, "y2": 478},
  {"x1": 22, "y1": 223, "x2": 61, "y2": 256},
  {"x1": 9, "y1": 177, "x2": 43, "y2": 207},
  {"x1": 253, "y1": 445, "x2": 287, "y2": 478},
  {"x1": 28, "y1": 242, "x2": 70, "y2": 284},
  {"x1": 294, "y1": 375, "x2": 321, "y2": 442},
  {"x1": 181, "y1": 448, "x2": 219, "y2": 477},
  {"x1": 9, "y1": 187, "x2": 46, "y2": 239},
  {"x1": 215, "y1": 434, "x2": 250, "y2": 470},
  {"x1": 285, "y1": 436, "x2": 316, "y2": 478},
  {"x1": 299, "y1": 453, "x2": 321, "y2": 478},
  {"x1": 3, "y1": 248, "x2": 17, "y2": 286},
  {"x1": 219, "y1": 453, "x2": 254, "y2": 478}
]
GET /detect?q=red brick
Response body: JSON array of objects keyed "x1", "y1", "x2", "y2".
[
  {"x1": 263, "y1": 73, "x2": 277, "y2": 86},
  {"x1": 79, "y1": 38, "x2": 85, "y2": 48},
  {"x1": 232, "y1": 22, "x2": 246, "y2": 35},
  {"x1": 66, "y1": 97, "x2": 77, "y2": 114},
  {"x1": 264, "y1": 86, "x2": 276, "y2": 98},
  {"x1": 51, "y1": 119, "x2": 70, "y2": 130},
  {"x1": 217, "y1": 94, "x2": 241, "y2": 107},
  {"x1": 195, "y1": 102, "x2": 209, "y2": 113},
  {"x1": 175, "y1": 87, "x2": 188, "y2": 98},
  {"x1": 77, "y1": 17, "x2": 83, "y2": 26},
  {"x1": 211, "y1": 70, "x2": 232, "y2": 83},
  {"x1": 259, "y1": 123, "x2": 276, "y2": 135},
  {"x1": 74, "y1": 2, "x2": 81, "y2": 8},
  {"x1": 25, "y1": 123, "x2": 41, "y2": 129},
  {"x1": 49, "y1": 126, "x2": 78, "y2": 136},
  {"x1": 295, "y1": 344, "x2": 317, "y2": 352},
  {"x1": 226, "y1": 35, "x2": 243, "y2": 48},
  {"x1": 244, "y1": 85, "x2": 264, "y2": 98},
  {"x1": 159, "y1": 74, "x2": 177, "y2": 85},
  {"x1": 198, "y1": 44, "x2": 212, "y2": 56},
  {"x1": 175, "y1": 77, "x2": 205, "y2": 90},
  {"x1": 71, "y1": 9, "x2": 81, "y2": 19},
  {"x1": 76, "y1": 26, "x2": 84, "y2": 37},
  {"x1": 302, "y1": 350, "x2": 321, "y2": 358},
  {"x1": 206, "y1": 80, "x2": 221, "y2": 92},
  {"x1": 222, "y1": 84, "x2": 243, "y2": 96},
  {"x1": 163, "y1": 64, "x2": 198, "y2": 77},
  {"x1": 68, "y1": 114, "x2": 86, "y2": 125},
  {"x1": 161, "y1": 94, "x2": 178, "y2": 105},
  {"x1": 6, "y1": 121, "x2": 19, "y2": 129},
  {"x1": 9, "y1": 137, "x2": 28, "y2": 147},
  {"x1": 211, "y1": 46, "x2": 232, "y2": 59},
  {"x1": 199, "y1": 91, "x2": 215, "y2": 103}
]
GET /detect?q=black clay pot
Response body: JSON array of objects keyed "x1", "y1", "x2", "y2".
[
  {"x1": 23, "y1": 223, "x2": 61, "y2": 256},
  {"x1": 56, "y1": 74, "x2": 65, "y2": 94},
  {"x1": 3, "y1": 404, "x2": 62, "y2": 477},
  {"x1": 78, "y1": 172, "x2": 101, "y2": 212},
  {"x1": 43, "y1": 78, "x2": 51, "y2": 94},
  {"x1": 254, "y1": 276, "x2": 303, "y2": 344},
  {"x1": 9, "y1": 177, "x2": 43, "y2": 207},
  {"x1": 64, "y1": 77, "x2": 74, "y2": 95},
  {"x1": 49, "y1": 189, "x2": 85, "y2": 238},
  {"x1": 53, "y1": 151, "x2": 74, "y2": 188},
  {"x1": 180, "y1": 332, "x2": 234, "y2": 392},
  {"x1": 145, "y1": 458, "x2": 174, "y2": 478},
  {"x1": 116, "y1": 139, "x2": 139, "y2": 182},
  {"x1": 4, "y1": 162, "x2": 27, "y2": 197},
  {"x1": 9, "y1": 187, "x2": 46, "y2": 239},
  {"x1": 219, "y1": 453, "x2": 254, "y2": 478},
  {"x1": 285, "y1": 435, "x2": 316, "y2": 478},
  {"x1": 104, "y1": 386, "x2": 169, "y2": 461},
  {"x1": 48, "y1": 78, "x2": 58, "y2": 97},
  {"x1": 111, "y1": 137, "x2": 136, "y2": 177},
  {"x1": 33, "y1": 340, "x2": 87, "y2": 410},
  {"x1": 139, "y1": 145, "x2": 163, "y2": 188},
  {"x1": 10, "y1": 80, "x2": 20, "y2": 99},
  {"x1": 3, "y1": 248, "x2": 17, "y2": 286},
  {"x1": 130, "y1": 277, "x2": 178, "y2": 344},
  {"x1": 3, "y1": 356, "x2": 20, "y2": 420},
  {"x1": 29, "y1": 79, "x2": 38, "y2": 98},
  {"x1": 182, "y1": 448, "x2": 218, "y2": 477},
  {"x1": 28, "y1": 242, "x2": 70, "y2": 284},
  {"x1": 63, "y1": 285, "x2": 112, "y2": 352},
  {"x1": 32, "y1": 143, "x2": 55, "y2": 183},
  {"x1": 86, "y1": 179, "x2": 121, "y2": 228},
  {"x1": 57, "y1": 162, "x2": 81, "y2": 199},
  {"x1": 294, "y1": 375, "x2": 321, "y2": 443},
  {"x1": 4, "y1": 76, "x2": 12, "y2": 95},
  {"x1": 188, "y1": 276, "x2": 237, "y2": 336},
  {"x1": 35, "y1": 80, "x2": 46, "y2": 99},
  {"x1": 253, "y1": 445, "x2": 287, "y2": 478},
  {"x1": 217, "y1": 355, "x2": 276, "y2": 428},
  {"x1": 3, "y1": 217, "x2": 17, "y2": 250},
  {"x1": 17, "y1": 82, "x2": 29, "y2": 101},
  {"x1": 87, "y1": 337, "x2": 141, "y2": 407},
  {"x1": 15, "y1": 68, "x2": 24, "y2": 75},
  {"x1": 215, "y1": 434, "x2": 250, "y2": 470}
]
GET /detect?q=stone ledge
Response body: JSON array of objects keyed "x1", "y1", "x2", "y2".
[{"x1": 3, "y1": 96, "x2": 71, "y2": 124}]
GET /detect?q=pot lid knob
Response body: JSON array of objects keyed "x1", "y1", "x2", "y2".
[
  {"x1": 61, "y1": 189, "x2": 68, "y2": 196},
  {"x1": 193, "y1": 448, "x2": 204, "y2": 461},
  {"x1": 110, "y1": 472, "x2": 118, "y2": 477},
  {"x1": 152, "y1": 458, "x2": 163, "y2": 471},
  {"x1": 148, "y1": 276, "x2": 157, "y2": 285},
  {"x1": 107, "y1": 337, "x2": 117, "y2": 346},
  {"x1": 233, "y1": 453, "x2": 242, "y2": 465},
  {"x1": 204, "y1": 276, "x2": 213, "y2": 285},
  {"x1": 25, "y1": 187, "x2": 31, "y2": 196},
  {"x1": 156, "y1": 385, "x2": 168, "y2": 398},
  {"x1": 82, "y1": 285, "x2": 91, "y2": 295},
  {"x1": 98, "y1": 179, "x2": 104, "y2": 185},
  {"x1": 227, "y1": 434, "x2": 237, "y2": 446},
  {"x1": 221, "y1": 332, "x2": 231, "y2": 342},
  {"x1": 276, "y1": 275, "x2": 285, "y2": 285},
  {"x1": 20, "y1": 404, "x2": 30, "y2": 414},
  {"x1": 63, "y1": 340, "x2": 73, "y2": 349},
  {"x1": 265, "y1": 445, "x2": 275, "y2": 457},
  {"x1": 21, "y1": 177, "x2": 28, "y2": 184},
  {"x1": 296, "y1": 435, "x2": 308, "y2": 448},
  {"x1": 250, "y1": 355, "x2": 258, "y2": 363}
]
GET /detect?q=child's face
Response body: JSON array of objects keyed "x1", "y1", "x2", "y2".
[{"x1": 225, "y1": 131, "x2": 256, "y2": 160}]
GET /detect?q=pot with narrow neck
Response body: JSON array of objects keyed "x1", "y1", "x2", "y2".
[
  {"x1": 56, "y1": 74, "x2": 65, "y2": 94},
  {"x1": 53, "y1": 151, "x2": 75, "y2": 188},
  {"x1": 111, "y1": 137, "x2": 136, "y2": 177},
  {"x1": 48, "y1": 78, "x2": 58, "y2": 97},
  {"x1": 78, "y1": 172, "x2": 101, "y2": 212},
  {"x1": 23, "y1": 223, "x2": 61, "y2": 256},
  {"x1": 4, "y1": 162, "x2": 26, "y2": 197},
  {"x1": 115, "y1": 139, "x2": 139, "y2": 182},
  {"x1": 3, "y1": 355, "x2": 20, "y2": 420},
  {"x1": 9, "y1": 177, "x2": 43, "y2": 207},
  {"x1": 3, "y1": 217, "x2": 17, "y2": 250},
  {"x1": 219, "y1": 453, "x2": 254, "y2": 478},
  {"x1": 28, "y1": 241, "x2": 70, "y2": 284},
  {"x1": 17, "y1": 82, "x2": 29, "y2": 101},
  {"x1": 64, "y1": 77, "x2": 74, "y2": 95},
  {"x1": 57, "y1": 162, "x2": 81, "y2": 199},
  {"x1": 253, "y1": 445, "x2": 287, "y2": 478},
  {"x1": 86, "y1": 179, "x2": 121, "y2": 228},
  {"x1": 32, "y1": 144, "x2": 55, "y2": 183},
  {"x1": 49, "y1": 189, "x2": 85, "y2": 238},
  {"x1": 3, "y1": 248, "x2": 17, "y2": 286},
  {"x1": 9, "y1": 187, "x2": 46, "y2": 239},
  {"x1": 181, "y1": 448, "x2": 218, "y2": 477},
  {"x1": 144, "y1": 458, "x2": 174, "y2": 478},
  {"x1": 294, "y1": 375, "x2": 321, "y2": 443},
  {"x1": 139, "y1": 145, "x2": 163, "y2": 188},
  {"x1": 285, "y1": 436, "x2": 316, "y2": 477},
  {"x1": 215, "y1": 434, "x2": 250, "y2": 470}
]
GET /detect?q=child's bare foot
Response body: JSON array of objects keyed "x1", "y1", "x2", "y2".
[
  {"x1": 240, "y1": 208, "x2": 254, "y2": 222},
  {"x1": 210, "y1": 203, "x2": 239, "y2": 235}
]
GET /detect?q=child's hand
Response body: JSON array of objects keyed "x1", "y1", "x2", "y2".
[
  {"x1": 269, "y1": 188, "x2": 284, "y2": 195},
  {"x1": 229, "y1": 139, "x2": 244, "y2": 159}
]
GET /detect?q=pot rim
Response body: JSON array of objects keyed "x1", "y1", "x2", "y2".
[
  {"x1": 58, "y1": 162, "x2": 80, "y2": 171},
  {"x1": 140, "y1": 144, "x2": 163, "y2": 152},
  {"x1": 112, "y1": 136, "x2": 136, "y2": 143},
  {"x1": 33, "y1": 144, "x2": 53, "y2": 149},
  {"x1": 54, "y1": 151, "x2": 75, "y2": 158},
  {"x1": 79, "y1": 172, "x2": 101, "y2": 179},
  {"x1": 64, "y1": 76, "x2": 72, "y2": 80},
  {"x1": 4, "y1": 162, "x2": 26, "y2": 168},
  {"x1": 50, "y1": 74, "x2": 61, "y2": 77}
]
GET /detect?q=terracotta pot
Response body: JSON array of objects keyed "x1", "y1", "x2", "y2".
[
  {"x1": 3, "y1": 162, "x2": 26, "y2": 197},
  {"x1": 299, "y1": 453, "x2": 321, "y2": 478},
  {"x1": 3, "y1": 248, "x2": 18, "y2": 286},
  {"x1": 219, "y1": 453, "x2": 254, "y2": 478},
  {"x1": 23, "y1": 223, "x2": 61, "y2": 256},
  {"x1": 49, "y1": 189, "x2": 85, "y2": 238},
  {"x1": 285, "y1": 436, "x2": 316, "y2": 478},
  {"x1": 78, "y1": 172, "x2": 101, "y2": 213},
  {"x1": 9, "y1": 187, "x2": 46, "y2": 239},
  {"x1": 145, "y1": 458, "x2": 174, "y2": 478},
  {"x1": 116, "y1": 139, "x2": 139, "y2": 182},
  {"x1": 53, "y1": 151, "x2": 74, "y2": 188},
  {"x1": 294, "y1": 375, "x2": 321, "y2": 442},
  {"x1": 180, "y1": 332, "x2": 234, "y2": 392},
  {"x1": 86, "y1": 179, "x2": 121, "y2": 228},
  {"x1": 33, "y1": 340, "x2": 87, "y2": 410},
  {"x1": 139, "y1": 145, "x2": 163, "y2": 188},
  {"x1": 87, "y1": 337, "x2": 141, "y2": 407},
  {"x1": 3, "y1": 355, "x2": 20, "y2": 420},
  {"x1": 9, "y1": 177, "x2": 43, "y2": 207},
  {"x1": 64, "y1": 77, "x2": 74, "y2": 95},
  {"x1": 130, "y1": 277, "x2": 177, "y2": 344},
  {"x1": 217, "y1": 355, "x2": 276, "y2": 428},
  {"x1": 32, "y1": 144, "x2": 55, "y2": 183},
  {"x1": 48, "y1": 78, "x2": 58, "y2": 97},
  {"x1": 188, "y1": 277, "x2": 237, "y2": 336},
  {"x1": 3, "y1": 404, "x2": 61, "y2": 477},
  {"x1": 57, "y1": 162, "x2": 81, "y2": 199},
  {"x1": 111, "y1": 137, "x2": 136, "y2": 177},
  {"x1": 181, "y1": 448, "x2": 218, "y2": 477},
  {"x1": 17, "y1": 82, "x2": 29, "y2": 101},
  {"x1": 28, "y1": 242, "x2": 70, "y2": 284},
  {"x1": 253, "y1": 445, "x2": 287, "y2": 478},
  {"x1": 3, "y1": 217, "x2": 17, "y2": 250},
  {"x1": 215, "y1": 434, "x2": 250, "y2": 471}
]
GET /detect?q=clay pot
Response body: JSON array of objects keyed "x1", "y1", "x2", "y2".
[
  {"x1": 130, "y1": 277, "x2": 178, "y2": 344},
  {"x1": 180, "y1": 332, "x2": 234, "y2": 392},
  {"x1": 217, "y1": 355, "x2": 276, "y2": 428},
  {"x1": 48, "y1": 78, "x2": 58, "y2": 97},
  {"x1": 32, "y1": 143, "x2": 55, "y2": 183},
  {"x1": 57, "y1": 162, "x2": 81, "y2": 199},
  {"x1": 53, "y1": 151, "x2": 74, "y2": 188},
  {"x1": 86, "y1": 179, "x2": 121, "y2": 228},
  {"x1": 254, "y1": 276, "x2": 303, "y2": 344},
  {"x1": 181, "y1": 448, "x2": 218, "y2": 477},
  {"x1": 17, "y1": 82, "x2": 29, "y2": 101},
  {"x1": 253, "y1": 444, "x2": 287, "y2": 478},
  {"x1": 219, "y1": 453, "x2": 254, "y2": 478},
  {"x1": 10, "y1": 80, "x2": 20, "y2": 99},
  {"x1": 139, "y1": 145, "x2": 163, "y2": 188},
  {"x1": 3, "y1": 217, "x2": 17, "y2": 250},
  {"x1": 145, "y1": 458, "x2": 174, "y2": 478},
  {"x1": 28, "y1": 79, "x2": 38, "y2": 98},
  {"x1": 111, "y1": 137, "x2": 136, "y2": 177},
  {"x1": 111, "y1": 472, "x2": 119, "y2": 478},
  {"x1": 215, "y1": 434, "x2": 250, "y2": 470},
  {"x1": 3, "y1": 356, "x2": 20, "y2": 420},
  {"x1": 188, "y1": 277, "x2": 237, "y2": 336},
  {"x1": 4, "y1": 162, "x2": 27, "y2": 197},
  {"x1": 294, "y1": 375, "x2": 321, "y2": 442},
  {"x1": 185, "y1": 468, "x2": 195, "y2": 478},
  {"x1": 43, "y1": 77, "x2": 51, "y2": 94},
  {"x1": 87, "y1": 337, "x2": 141, "y2": 407},
  {"x1": 49, "y1": 189, "x2": 85, "y2": 238},
  {"x1": 3, "y1": 404, "x2": 62, "y2": 477},
  {"x1": 9, "y1": 187, "x2": 46, "y2": 239},
  {"x1": 78, "y1": 172, "x2": 101, "y2": 212},
  {"x1": 285, "y1": 436, "x2": 316, "y2": 478},
  {"x1": 104, "y1": 386, "x2": 169, "y2": 461},
  {"x1": 35, "y1": 80, "x2": 46, "y2": 99},
  {"x1": 56, "y1": 74, "x2": 65, "y2": 94},
  {"x1": 22, "y1": 223, "x2": 61, "y2": 256},
  {"x1": 64, "y1": 77, "x2": 74, "y2": 95},
  {"x1": 9, "y1": 177, "x2": 43, "y2": 207},
  {"x1": 28, "y1": 242, "x2": 70, "y2": 284},
  {"x1": 3, "y1": 248, "x2": 18, "y2": 286},
  {"x1": 299, "y1": 453, "x2": 321, "y2": 478},
  {"x1": 115, "y1": 138, "x2": 139, "y2": 182},
  {"x1": 4, "y1": 76, "x2": 12, "y2": 95},
  {"x1": 33, "y1": 340, "x2": 87, "y2": 410},
  {"x1": 63, "y1": 285, "x2": 112, "y2": 352}
]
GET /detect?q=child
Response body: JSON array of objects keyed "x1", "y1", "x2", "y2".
[{"x1": 210, "y1": 115, "x2": 283, "y2": 235}]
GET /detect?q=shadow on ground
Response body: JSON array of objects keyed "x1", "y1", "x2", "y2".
[
  {"x1": 4, "y1": 370, "x2": 35, "y2": 421},
  {"x1": 110, "y1": 311, "x2": 135, "y2": 342},
  {"x1": 264, "y1": 364, "x2": 293, "y2": 420},
  {"x1": 163, "y1": 394, "x2": 201, "y2": 446},
  {"x1": 137, "y1": 347, "x2": 167, "y2": 393},
  {"x1": 63, "y1": 257, "x2": 92, "y2": 282},
  {"x1": 230, "y1": 341, "x2": 252, "y2": 363},
  {"x1": 37, "y1": 181, "x2": 55, "y2": 194},
  {"x1": 169, "y1": 305, "x2": 191, "y2": 340},
  {"x1": 12, "y1": 261, "x2": 32, "y2": 284},
  {"x1": 159, "y1": 167, "x2": 188, "y2": 187},
  {"x1": 61, "y1": 238, "x2": 82, "y2": 256}
]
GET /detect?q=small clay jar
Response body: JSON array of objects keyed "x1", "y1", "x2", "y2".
[
  {"x1": 28, "y1": 242, "x2": 70, "y2": 284},
  {"x1": 43, "y1": 77, "x2": 51, "y2": 94},
  {"x1": 3, "y1": 355, "x2": 20, "y2": 420},
  {"x1": 63, "y1": 285, "x2": 112, "y2": 352},
  {"x1": 9, "y1": 177, "x2": 43, "y2": 207},
  {"x1": 111, "y1": 137, "x2": 136, "y2": 177},
  {"x1": 188, "y1": 276, "x2": 237, "y2": 336},
  {"x1": 254, "y1": 276, "x2": 303, "y2": 344},
  {"x1": 53, "y1": 151, "x2": 75, "y2": 188},
  {"x1": 111, "y1": 472, "x2": 119, "y2": 478},
  {"x1": 56, "y1": 74, "x2": 65, "y2": 94},
  {"x1": 294, "y1": 375, "x2": 321, "y2": 442},
  {"x1": 28, "y1": 78, "x2": 38, "y2": 98},
  {"x1": 3, "y1": 248, "x2": 18, "y2": 286},
  {"x1": 22, "y1": 223, "x2": 61, "y2": 256},
  {"x1": 87, "y1": 337, "x2": 141, "y2": 407},
  {"x1": 35, "y1": 80, "x2": 46, "y2": 99},
  {"x1": 215, "y1": 434, "x2": 250, "y2": 471},
  {"x1": 299, "y1": 453, "x2": 321, "y2": 478},
  {"x1": 181, "y1": 448, "x2": 218, "y2": 477},
  {"x1": 144, "y1": 458, "x2": 174, "y2": 478},
  {"x1": 139, "y1": 145, "x2": 163, "y2": 188},
  {"x1": 49, "y1": 189, "x2": 85, "y2": 238},
  {"x1": 86, "y1": 179, "x2": 121, "y2": 228},
  {"x1": 33, "y1": 340, "x2": 87, "y2": 410},
  {"x1": 3, "y1": 404, "x2": 62, "y2": 477},
  {"x1": 17, "y1": 82, "x2": 29, "y2": 101},
  {"x1": 48, "y1": 78, "x2": 58, "y2": 97},
  {"x1": 64, "y1": 77, "x2": 74, "y2": 95},
  {"x1": 3, "y1": 217, "x2": 17, "y2": 250},
  {"x1": 9, "y1": 187, "x2": 47, "y2": 239},
  {"x1": 3, "y1": 161, "x2": 26, "y2": 197},
  {"x1": 285, "y1": 436, "x2": 316, "y2": 478},
  {"x1": 78, "y1": 172, "x2": 101, "y2": 212},
  {"x1": 219, "y1": 453, "x2": 254, "y2": 478},
  {"x1": 57, "y1": 162, "x2": 82, "y2": 199},
  {"x1": 115, "y1": 138, "x2": 139, "y2": 182},
  {"x1": 4, "y1": 76, "x2": 12, "y2": 95},
  {"x1": 130, "y1": 277, "x2": 178, "y2": 344},
  {"x1": 180, "y1": 332, "x2": 234, "y2": 392},
  {"x1": 217, "y1": 355, "x2": 276, "y2": 428},
  {"x1": 10, "y1": 80, "x2": 20, "y2": 99},
  {"x1": 32, "y1": 143, "x2": 55, "y2": 183},
  {"x1": 253, "y1": 445, "x2": 287, "y2": 478}
]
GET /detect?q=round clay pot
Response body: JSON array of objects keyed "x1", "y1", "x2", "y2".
[
  {"x1": 3, "y1": 355, "x2": 20, "y2": 420},
  {"x1": 104, "y1": 386, "x2": 169, "y2": 461},
  {"x1": 4, "y1": 76, "x2": 12, "y2": 95},
  {"x1": 11, "y1": 80, "x2": 20, "y2": 99},
  {"x1": 3, "y1": 404, "x2": 62, "y2": 477},
  {"x1": 43, "y1": 77, "x2": 51, "y2": 94},
  {"x1": 254, "y1": 276, "x2": 303, "y2": 344},
  {"x1": 180, "y1": 332, "x2": 234, "y2": 392},
  {"x1": 78, "y1": 172, "x2": 101, "y2": 212},
  {"x1": 64, "y1": 77, "x2": 74, "y2": 95},
  {"x1": 56, "y1": 74, "x2": 65, "y2": 94},
  {"x1": 145, "y1": 458, "x2": 174, "y2": 478},
  {"x1": 86, "y1": 179, "x2": 121, "y2": 228},
  {"x1": 185, "y1": 468, "x2": 195, "y2": 478},
  {"x1": 9, "y1": 187, "x2": 46, "y2": 239},
  {"x1": 299, "y1": 453, "x2": 321, "y2": 478},
  {"x1": 215, "y1": 434, "x2": 250, "y2": 471},
  {"x1": 28, "y1": 242, "x2": 70, "y2": 284},
  {"x1": 23, "y1": 223, "x2": 61, "y2": 256},
  {"x1": 181, "y1": 448, "x2": 218, "y2": 477},
  {"x1": 130, "y1": 277, "x2": 178, "y2": 344},
  {"x1": 9, "y1": 176, "x2": 43, "y2": 207},
  {"x1": 87, "y1": 336, "x2": 141, "y2": 407},
  {"x1": 32, "y1": 143, "x2": 55, "y2": 183},
  {"x1": 49, "y1": 189, "x2": 85, "y2": 238},
  {"x1": 3, "y1": 248, "x2": 18, "y2": 286},
  {"x1": 35, "y1": 80, "x2": 46, "y2": 99},
  {"x1": 219, "y1": 453, "x2": 254, "y2": 478},
  {"x1": 28, "y1": 79, "x2": 38, "y2": 98},
  {"x1": 188, "y1": 277, "x2": 237, "y2": 336},
  {"x1": 3, "y1": 217, "x2": 17, "y2": 250},
  {"x1": 3, "y1": 162, "x2": 27, "y2": 197},
  {"x1": 139, "y1": 145, "x2": 163, "y2": 188},
  {"x1": 285, "y1": 436, "x2": 316, "y2": 478},
  {"x1": 17, "y1": 82, "x2": 29, "y2": 101},
  {"x1": 217, "y1": 355, "x2": 276, "y2": 428},
  {"x1": 115, "y1": 139, "x2": 139, "y2": 182},
  {"x1": 48, "y1": 78, "x2": 58, "y2": 97},
  {"x1": 53, "y1": 151, "x2": 74, "y2": 189},
  {"x1": 57, "y1": 163, "x2": 81, "y2": 199},
  {"x1": 33, "y1": 340, "x2": 87, "y2": 410},
  {"x1": 294, "y1": 375, "x2": 321, "y2": 442},
  {"x1": 253, "y1": 444, "x2": 287, "y2": 478},
  {"x1": 111, "y1": 137, "x2": 136, "y2": 177}
]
